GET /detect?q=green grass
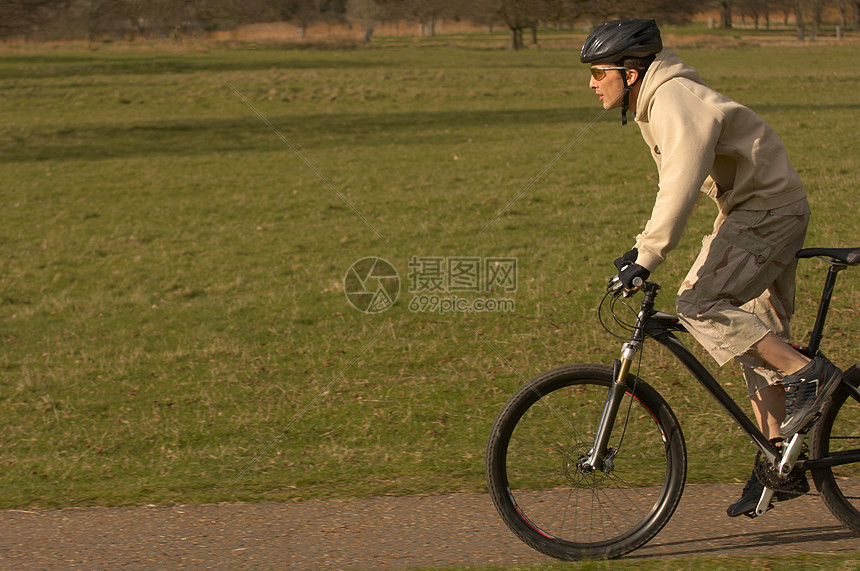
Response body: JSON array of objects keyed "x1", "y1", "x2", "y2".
[{"x1": 1, "y1": 39, "x2": 859, "y2": 509}]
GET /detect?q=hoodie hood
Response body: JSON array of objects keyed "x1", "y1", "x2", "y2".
[{"x1": 635, "y1": 48, "x2": 705, "y2": 123}]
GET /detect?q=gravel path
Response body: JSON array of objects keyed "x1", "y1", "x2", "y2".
[{"x1": 2, "y1": 483, "x2": 858, "y2": 569}]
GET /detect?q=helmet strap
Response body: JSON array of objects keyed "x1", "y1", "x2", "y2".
[{"x1": 621, "y1": 76, "x2": 631, "y2": 126}]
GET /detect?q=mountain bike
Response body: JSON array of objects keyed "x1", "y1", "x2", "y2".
[{"x1": 485, "y1": 246, "x2": 860, "y2": 560}]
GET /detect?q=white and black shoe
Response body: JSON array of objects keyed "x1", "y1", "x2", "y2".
[{"x1": 780, "y1": 354, "x2": 843, "y2": 438}]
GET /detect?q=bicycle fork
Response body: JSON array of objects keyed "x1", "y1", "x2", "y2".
[
  {"x1": 580, "y1": 352, "x2": 637, "y2": 473},
  {"x1": 580, "y1": 288, "x2": 653, "y2": 473}
]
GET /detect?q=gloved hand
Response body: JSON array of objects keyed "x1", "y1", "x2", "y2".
[
  {"x1": 614, "y1": 248, "x2": 639, "y2": 272},
  {"x1": 618, "y1": 262, "x2": 650, "y2": 290}
]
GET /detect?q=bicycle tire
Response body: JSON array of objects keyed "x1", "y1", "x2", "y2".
[
  {"x1": 809, "y1": 363, "x2": 860, "y2": 535},
  {"x1": 486, "y1": 363, "x2": 686, "y2": 560}
]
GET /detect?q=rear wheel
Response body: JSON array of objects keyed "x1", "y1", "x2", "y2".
[
  {"x1": 486, "y1": 364, "x2": 686, "y2": 560},
  {"x1": 809, "y1": 364, "x2": 860, "y2": 535}
]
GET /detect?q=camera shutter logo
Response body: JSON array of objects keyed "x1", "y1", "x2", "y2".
[{"x1": 344, "y1": 257, "x2": 400, "y2": 313}]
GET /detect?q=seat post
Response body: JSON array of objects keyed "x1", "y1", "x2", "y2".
[{"x1": 806, "y1": 263, "x2": 847, "y2": 355}]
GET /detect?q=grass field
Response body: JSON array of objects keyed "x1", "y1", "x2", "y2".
[{"x1": 1, "y1": 34, "x2": 859, "y2": 510}]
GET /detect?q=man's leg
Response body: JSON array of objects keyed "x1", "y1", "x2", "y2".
[
  {"x1": 750, "y1": 383, "x2": 786, "y2": 440},
  {"x1": 749, "y1": 331, "x2": 841, "y2": 437},
  {"x1": 727, "y1": 380, "x2": 810, "y2": 517},
  {"x1": 674, "y1": 201, "x2": 812, "y2": 516},
  {"x1": 753, "y1": 332, "x2": 810, "y2": 377}
]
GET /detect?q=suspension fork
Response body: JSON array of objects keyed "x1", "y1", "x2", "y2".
[{"x1": 580, "y1": 283, "x2": 660, "y2": 472}]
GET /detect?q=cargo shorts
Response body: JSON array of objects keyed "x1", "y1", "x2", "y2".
[{"x1": 675, "y1": 198, "x2": 810, "y2": 397}]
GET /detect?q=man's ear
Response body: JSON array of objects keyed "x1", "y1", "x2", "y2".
[{"x1": 626, "y1": 68, "x2": 640, "y2": 84}]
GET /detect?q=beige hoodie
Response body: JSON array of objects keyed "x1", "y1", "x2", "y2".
[{"x1": 631, "y1": 49, "x2": 806, "y2": 272}]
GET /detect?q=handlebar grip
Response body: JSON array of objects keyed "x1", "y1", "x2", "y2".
[{"x1": 632, "y1": 277, "x2": 644, "y2": 288}]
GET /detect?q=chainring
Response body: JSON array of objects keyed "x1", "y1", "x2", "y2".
[{"x1": 754, "y1": 440, "x2": 809, "y2": 495}]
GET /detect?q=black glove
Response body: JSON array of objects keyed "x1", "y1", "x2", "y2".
[
  {"x1": 618, "y1": 262, "x2": 650, "y2": 290},
  {"x1": 614, "y1": 248, "x2": 639, "y2": 272}
]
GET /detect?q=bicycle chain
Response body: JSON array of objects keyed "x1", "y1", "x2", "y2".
[{"x1": 753, "y1": 440, "x2": 809, "y2": 495}]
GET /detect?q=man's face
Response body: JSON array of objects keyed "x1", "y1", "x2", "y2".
[{"x1": 588, "y1": 65, "x2": 630, "y2": 110}]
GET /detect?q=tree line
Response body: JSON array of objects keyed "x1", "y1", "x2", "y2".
[{"x1": 2, "y1": 0, "x2": 858, "y2": 46}]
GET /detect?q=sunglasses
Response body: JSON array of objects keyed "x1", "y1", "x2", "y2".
[{"x1": 590, "y1": 66, "x2": 628, "y2": 81}]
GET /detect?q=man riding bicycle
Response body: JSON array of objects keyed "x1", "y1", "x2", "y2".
[{"x1": 580, "y1": 19, "x2": 843, "y2": 516}]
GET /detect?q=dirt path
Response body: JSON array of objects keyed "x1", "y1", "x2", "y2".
[{"x1": 2, "y1": 483, "x2": 858, "y2": 569}]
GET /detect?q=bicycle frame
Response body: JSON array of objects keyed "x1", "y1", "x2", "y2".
[
  {"x1": 645, "y1": 310, "x2": 781, "y2": 465},
  {"x1": 583, "y1": 256, "x2": 860, "y2": 476}
]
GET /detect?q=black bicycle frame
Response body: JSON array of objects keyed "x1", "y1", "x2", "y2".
[
  {"x1": 645, "y1": 317, "x2": 782, "y2": 464},
  {"x1": 597, "y1": 260, "x2": 860, "y2": 472}
]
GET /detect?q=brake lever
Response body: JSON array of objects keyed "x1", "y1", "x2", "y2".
[
  {"x1": 607, "y1": 275, "x2": 629, "y2": 298},
  {"x1": 607, "y1": 274, "x2": 643, "y2": 299}
]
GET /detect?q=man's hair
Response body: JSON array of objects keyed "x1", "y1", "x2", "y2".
[{"x1": 619, "y1": 55, "x2": 656, "y2": 77}]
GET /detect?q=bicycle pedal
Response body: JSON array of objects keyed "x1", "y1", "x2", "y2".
[{"x1": 743, "y1": 503, "x2": 774, "y2": 519}]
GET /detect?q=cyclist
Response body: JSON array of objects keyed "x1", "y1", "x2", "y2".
[{"x1": 580, "y1": 19, "x2": 843, "y2": 516}]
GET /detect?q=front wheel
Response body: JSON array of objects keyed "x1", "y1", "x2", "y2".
[
  {"x1": 486, "y1": 364, "x2": 686, "y2": 560},
  {"x1": 809, "y1": 364, "x2": 860, "y2": 535}
]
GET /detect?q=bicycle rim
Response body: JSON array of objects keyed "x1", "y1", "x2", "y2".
[
  {"x1": 810, "y1": 364, "x2": 860, "y2": 535},
  {"x1": 486, "y1": 364, "x2": 686, "y2": 560}
]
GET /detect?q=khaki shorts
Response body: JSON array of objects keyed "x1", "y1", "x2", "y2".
[{"x1": 675, "y1": 199, "x2": 810, "y2": 397}]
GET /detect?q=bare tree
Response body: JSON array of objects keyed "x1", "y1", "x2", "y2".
[
  {"x1": 580, "y1": 0, "x2": 698, "y2": 24},
  {"x1": 719, "y1": 0, "x2": 733, "y2": 28},
  {"x1": 787, "y1": 0, "x2": 832, "y2": 40},
  {"x1": 497, "y1": 0, "x2": 535, "y2": 49},
  {"x1": 346, "y1": 0, "x2": 379, "y2": 40},
  {"x1": 642, "y1": 0, "x2": 699, "y2": 24},
  {"x1": 810, "y1": 0, "x2": 828, "y2": 28},
  {"x1": 795, "y1": 0, "x2": 806, "y2": 39},
  {"x1": 834, "y1": 0, "x2": 845, "y2": 29},
  {"x1": 81, "y1": 0, "x2": 129, "y2": 40},
  {"x1": 306, "y1": 0, "x2": 348, "y2": 31},
  {"x1": 0, "y1": 0, "x2": 69, "y2": 41},
  {"x1": 770, "y1": 0, "x2": 795, "y2": 24},
  {"x1": 68, "y1": 0, "x2": 278, "y2": 41},
  {"x1": 741, "y1": 0, "x2": 772, "y2": 28},
  {"x1": 492, "y1": 0, "x2": 586, "y2": 50},
  {"x1": 375, "y1": 0, "x2": 463, "y2": 36}
]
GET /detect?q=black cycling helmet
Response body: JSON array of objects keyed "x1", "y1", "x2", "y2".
[
  {"x1": 581, "y1": 19, "x2": 662, "y2": 125},
  {"x1": 580, "y1": 19, "x2": 662, "y2": 64}
]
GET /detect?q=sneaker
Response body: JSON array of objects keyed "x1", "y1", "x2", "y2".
[
  {"x1": 726, "y1": 469, "x2": 810, "y2": 518},
  {"x1": 780, "y1": 354, "x2": 843, "y2": 438}
]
